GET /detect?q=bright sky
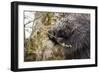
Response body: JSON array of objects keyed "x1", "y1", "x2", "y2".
[{"x1": 24, "y1": 11, "x2": 35, "y2": 39}]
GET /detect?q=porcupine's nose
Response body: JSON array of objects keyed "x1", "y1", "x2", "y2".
[
  {"x1": 48, "y1": 30, "x2": 58, "y2": 44},
  {"x1": 48, "y1": 30, "x2": 54, "y2": 39}
]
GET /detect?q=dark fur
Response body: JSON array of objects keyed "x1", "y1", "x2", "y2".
[{"x1": 48, "y1": 13, "x2": 90, "y2": 59}]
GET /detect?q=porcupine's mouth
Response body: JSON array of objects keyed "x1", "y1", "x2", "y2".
[{"x1": 48, "y1": 31, "x2": 72, "y2": 48}]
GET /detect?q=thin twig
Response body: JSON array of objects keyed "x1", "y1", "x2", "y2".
[{"x1": 48, "y1": 32, "x2": 72, "y2": 48}]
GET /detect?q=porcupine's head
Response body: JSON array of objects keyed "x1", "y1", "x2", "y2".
[{"x1": 48, "y1": 13, "x2": 90, "y2": 59}]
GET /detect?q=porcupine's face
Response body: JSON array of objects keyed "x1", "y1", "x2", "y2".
[
  {"x1": 48, "y1": 13, "x2": 90, "y2": 59},
  {"x1": 48, "y1": 20, "x2": 73, "y2": 46}
]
